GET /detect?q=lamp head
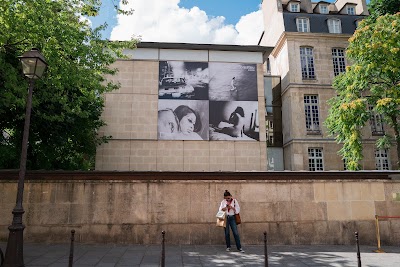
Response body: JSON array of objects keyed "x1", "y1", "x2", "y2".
[{"x1": 18, "y1": 48, "x2": 48, "y2": 79}]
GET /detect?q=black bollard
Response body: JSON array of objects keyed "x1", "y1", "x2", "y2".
[
  {"x1": 161, "y1": 231, "x2": 166, "y2": 267},
  {"x1": 355, "y1": 231, "x2": 361, "y2": 267},
  {"x1": 0, "y1": 247, "x2": 4, "y2": 266},
  {"x1": 68, "y1": 229, "x2": 75, "y2": 267},
  {"x1": 264, "y1": 231, "x2": 269, "y2": 267}
]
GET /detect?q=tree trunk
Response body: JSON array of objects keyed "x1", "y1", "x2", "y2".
[{"x1": 391, "y1": 115, "x2": 400, "y2": 169}]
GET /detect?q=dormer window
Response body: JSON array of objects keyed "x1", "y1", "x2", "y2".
[
  {"x1": 296, "y1": 18, "x2": 310, "y2": 32},
  {"x1": 320, "y1": 4, "x2": 329, "y2": 14},
  {"x1": 290, "y1": 3, "x2": 300, "y2": 12},
  {"x1": 328, "y1": 19, "x2": 342, "y2": 33},
  {"x1": 347, "y1": 6, "x2": 355, "y2": 15}
]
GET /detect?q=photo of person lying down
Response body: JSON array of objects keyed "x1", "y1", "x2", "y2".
[
  {"x1": 209, "y1": 101, "x2": 259, "y2": 141},
  {"x1": 158, "y1": 100, "x2": 209, "y2": 140}
]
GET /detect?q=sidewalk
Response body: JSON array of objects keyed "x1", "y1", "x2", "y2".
[{"x1": 1, "y1": 242, "x2": 400, "y2": 267}]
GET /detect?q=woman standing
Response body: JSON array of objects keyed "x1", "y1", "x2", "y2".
[{"x1": 219, "y1": 190, "x2": 244, "y2": 253}]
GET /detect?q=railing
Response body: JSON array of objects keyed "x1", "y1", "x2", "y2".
[{"x1": 374, "y1": 214, "x2": 400, "y2": 253}]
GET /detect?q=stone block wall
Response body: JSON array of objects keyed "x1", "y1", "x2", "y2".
[{"x1": 1, "y1": 173, "x2": 400, "y2": 246}]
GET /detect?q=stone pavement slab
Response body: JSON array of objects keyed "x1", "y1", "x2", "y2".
[{"x1": 1, "y1": 242, "x2": 400, "y2": 266}]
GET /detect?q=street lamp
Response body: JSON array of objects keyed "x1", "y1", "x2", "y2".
[{"x1": 3, "y1": 48, "x2": 47, "y2": 267}]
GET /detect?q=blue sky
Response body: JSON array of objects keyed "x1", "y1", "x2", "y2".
[
  {"x1": 179, "y1": 0, "x2": 261, "y2": 25},
  {"x1": 90, "y1": 0, "x2": 369, "y2": 45},
  {"x1": 91, "y1": 0, "x2": 262, "y2": 41}
]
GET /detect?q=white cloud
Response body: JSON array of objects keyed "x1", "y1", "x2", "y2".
[
  {"x1": 235, "y1": 10, "x2": 264, "y2": 45},
  {"x1": 110, "y1": 0, "x2": 263, "y2": 45}
]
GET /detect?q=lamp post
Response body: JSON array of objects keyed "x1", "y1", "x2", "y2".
[{"x1": 3, "y1": 48, "x2": 47, "y2": 267}]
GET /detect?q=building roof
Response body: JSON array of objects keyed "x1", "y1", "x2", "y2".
[
  {"x1": 137, "y1": 42, "x2": 273, "y2": 55},
  {"x1": 338, "y1": 2, "x2": 357, "y2": 13},
  {"x1": 283, "y1": 13, "x2": 365, "y2": 34}
]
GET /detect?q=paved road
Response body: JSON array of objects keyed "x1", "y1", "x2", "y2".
[{"x1": 1, "y1": 242, "x2": 400, "y2": 266}]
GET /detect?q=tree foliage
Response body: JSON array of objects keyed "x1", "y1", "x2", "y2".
[
  {"x1": 0, "y1": 0, "x2": 137, "y2": 170},
  {"x1": 368, "y1": 0, "x2": 400, "y2": 20},
  {"x1": 325, "y1": 13, "x2": 400, "y2": 170}
]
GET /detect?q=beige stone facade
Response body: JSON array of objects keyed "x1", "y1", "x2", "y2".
[
  {"x1": 96, "y1": 45, "x2": 269, "y2": 172},
  {"x1": 261, "y1": 0, "x2": 397, "y2": 170}
]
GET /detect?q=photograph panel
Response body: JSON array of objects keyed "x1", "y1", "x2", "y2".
[
  {"x1": 209, "y1": 62, "x2": 257, "y2": 101},
  {"x1": 158, "y1": 100, "x2": 209, "y2": 140},
  {"x1": 159, "y1": 61, "x2": 209, "y2": 100},
  {"x1": 209, "y1": 101, "x2": 259, "y2": 141}
]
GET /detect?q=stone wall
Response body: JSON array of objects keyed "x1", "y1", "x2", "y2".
[{"x1": 1, "y1": 171, "x2": 400, "y2": 246}]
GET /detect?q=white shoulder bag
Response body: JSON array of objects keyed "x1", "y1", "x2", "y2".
[{"x1": 216, "y1": 210, "x2": 225, "y2": 219}]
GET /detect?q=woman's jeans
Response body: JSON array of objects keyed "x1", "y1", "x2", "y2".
[{"x1": 224, "y1": 215, "x2": 242, "y2": 249}]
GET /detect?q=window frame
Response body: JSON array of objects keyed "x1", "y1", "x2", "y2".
[
  {"x1": 331, "y1": 48, "x2": 346, "y2": 76},
  {"x1": 296, "y1": 17, "x2": 310, "y2": 32},
  {"x1": 369, "y1": 106, "x2": 385, "y2": 135},
  {"x1": 308, "y1": 148, "x2": 324, "y2": 171},
  {"x1": 300, "y1": 46, "x2": 316, "y2": 79},
  {"x1": 290, "y1": 3, "x2": 300, "y2": 12},
  {"x1": 304, "y1": 95, "x2": 321, "y2": 134},
  {"x1": 347, "y1": 6, "x2": 355, "y2": 15},
  {"x1": 327, "y1": 18, "x2": 342, "y2": 33},
  {"x1": 375, "y1": 149, "x2": 390, "y2": 170},
  {"x1": 319, "y1": 4, "x2": 329, "y2": 14}
]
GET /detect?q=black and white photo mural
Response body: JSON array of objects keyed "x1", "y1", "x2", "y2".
[
  {"x1": 158, "y1": 61, "x2": 209, "y2": 100},
  {"x1": 158, "y1": 100, "x2": 209, "y2": 140},
  {"x1": 157, "y1": 61, "x2": 259, "y2": 141},
  {"x1": 209, "y1": 101, "x2": 259, "y2": 141},
  {"x1": 209, "y1": 62, "x2": 258, "y2": 101}
]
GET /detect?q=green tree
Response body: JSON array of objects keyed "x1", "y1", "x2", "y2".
[
  {"x1": 0, "y1": 0, "x2": 137, "y2": 170},
  {"x1": 368, "y1": 0, "x2": 400, "y2": 20},
  {"x1": 326, "y1": 13, "x2": 400, "y2": 170}
]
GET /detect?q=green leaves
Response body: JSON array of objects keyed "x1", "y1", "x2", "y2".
[
  {"x1": 368, "y1": 0, "x2": 400, "y2": 20},
  {"x1": 325, "y1": 13, "x2": 400, "y2": 170},
  {"x1": 0, "y1": 0, "x2": 137, "y2": 170}
]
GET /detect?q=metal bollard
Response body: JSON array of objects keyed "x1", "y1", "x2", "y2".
[
  {"x1": 161, "y1": 231, "x2": 166, "y2": 267},
  {"x1": 0, "y1": 247, "x2": 4, "y2": 266},
  {"x1": 264, "y1": 231, "x2": 269, "y2": 267},
  {"x1": 355, "y1": 231, "x2": 361, "y2": 267},
  {"x1": 68, "y1": 229, "x2": 75, "y2": 267}
]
